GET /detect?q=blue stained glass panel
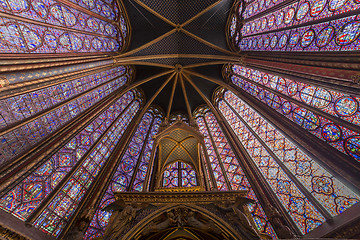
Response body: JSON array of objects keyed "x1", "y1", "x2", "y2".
[
  {"x1": 0, "y1": 91, "x2": 135, "y2": 221},
  {"x1": 195, "y1": 109, "x2": 277, "y2": 238},
  {"x1": 229, "y1": 65, "x2": 360, "y2": 161},
  {"x1": 34, "y1": 99, "x2": 140, "y2": 236},
  {"x1": 0, "y1": 67, "x2": 130, "y2": 166},
  {"x1": 83, "y1": 108, "x2": 162, "y2": 239},
  {"x1": 217, "y1": 90, "x2": 360, "y2": 232}
]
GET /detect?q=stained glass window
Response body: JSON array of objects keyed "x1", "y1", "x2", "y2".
[
  {"x1": 0, "y1": 90, "x2": 137, "y2": 229},
  {"x1": 216, "y1": 89, "x2": 360, "y2": 233},
  {"x1": 1, "y1": 66, "x2": 128, "y2": 128},
  {"x1": 83, "y1": 107, "x2": 163, "y2": 240},
  {"x1": 244, "y1": 0, "x2": 288, "y2": 20},
  {"x1": 0, "y1": 66, "x2": 131, "y2": 166},
  {"x1": 232, "y1": 0, "x2": 360, "y2": 52},
  {"x1": 227, "y1": 0, "x2": 245, "y2": 51},
  {"x1": 162, "y1": 161, "x2": 197, "y2": 188},
  {"x1": 195, "y1": 107, "x2": 277, "y2": 238},
  {"x1": 196, "y1": 115, "x2": 228, "y2": 191},
  {"x1": 227, "y1": 64, "x2": 360, "y2": 161},
  {"x1": 0, "y1": 59, "x2": 112, "y2": 86},
  {"x1": 239, "y1": 15, "x2": 360, "y2": 51},
  {"x1": 66, "y1": 0, "x2": 118, "y2": 20},
  {"x1": 33, "y1": 99, "x2": 141, "y2": 237},
  {"x1": 242, "y1": 0, "x2": 360, "y2": 38},
  {"x1": 131, "y1": 116, "x2": 162, "y2": 192},
  {"x1": 0, "y1": 0, "x2": 128, "y2": 54}
]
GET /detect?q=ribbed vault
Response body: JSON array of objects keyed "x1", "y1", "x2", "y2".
[
  {"x1": 0, "y1": 0, "x2": 360, "y2": 239},
  {"x1": 115, "y1": 0, "x2": 244, "y2": 118}
]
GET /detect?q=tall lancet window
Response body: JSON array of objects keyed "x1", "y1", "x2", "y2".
[
  {"x1": 230, "y1": 0, "x2": 360, "y2": 51},
  {"x1": 215, "y1": 89, "x2": 360, "y2": 234},
  {"x1": 0, "y1": 0, "x2": 129, "y2": 54},
  {"x1": 0, "y1": 66, "x2": 133, "y2": 166},
  {"x1": 195, "y1": 107, "x2": 277, "y2": 238},
  {"x1": 84, "y1": 107, "x2": 163, "y2": 240},
  {"x1": 0, "y1": 89, "x2": 142, "y2": 237},
  {"x1": 162, "y1": 161, "x2": 197, "y2": 188},
  {"x1": 225, "y1": 64, "x2": 360, "y2": 162}
]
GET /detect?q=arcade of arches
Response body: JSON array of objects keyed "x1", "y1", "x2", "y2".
[{"x1": 0, "y1": 0, "x2": 359, "y2": 239}]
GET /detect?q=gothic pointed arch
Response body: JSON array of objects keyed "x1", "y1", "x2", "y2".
[
  {"x1": 149, "y1": 117, "x2": 207, "y2": 191},
  {"x1": 213, "y1": 86, "x2": 360, "y2": 234},
  {"x1": 122, "y1": 204, "x2": 245, "y2": 240},
  {"x1": 0, "y1": 0, "x2": 360, "y2": 239}
]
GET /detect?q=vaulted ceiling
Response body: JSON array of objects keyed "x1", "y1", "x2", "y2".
[{"x1": 115, "y1": 0, "x2": 242, "y2": 117}]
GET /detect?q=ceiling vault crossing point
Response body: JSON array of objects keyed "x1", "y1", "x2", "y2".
[{"x1": 115, "y1": 0, "x2": 241, "y2": 115}]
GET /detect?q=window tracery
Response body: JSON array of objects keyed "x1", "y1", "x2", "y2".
[
  {"x1": 215, "y1": 89, "x2": 360, "y2": 233},
  {"x1": 226, "y1": 64, "x2": 360, "y2": 162},
  {"x1": 195, "y1": 107, "x2": 277, "y2": 238},
  {"x1": 240, "y1": 15, "x2": 360, "y2": 51},
  {"x1": 84, "y1": 107, "x2": 163, "y2": 240},
  {"x1": 0, "y1": 66, "x2": 131, "y2": 166},
  {"x1": 0, "y1": 89, "x2": 140, "y2": 237},
  {"x1": 162, "y1": 161, "x2": 197, "y2": 188},
  {"x1": 242, "y1": 0, "x2": 360, "y2": 37},
  {"x1": 35, "y1": 101, "x2": 140, "y2": 237},
  {"x1": 230, "y1": 0, "x2": 360, "y2": 51},
  {"x1": 0, "y1": 0, "x2": 128, "y2": 54}
]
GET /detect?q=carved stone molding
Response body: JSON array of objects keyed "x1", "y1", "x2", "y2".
[
  {"x1": 0, "y1": 76, "x2": 9, "y2": 88},
  {"x1": 97, "y1": 191, "x2": 273, "y2": 240},
  {"x1": 0, "y1": 225, "x2": 29, "y2": 240},
  {"x1": 155, "y1": 186, "x2": 205, "y2": 192},
  {"x1": 113, "y1": 190, "x2": 248, "y2": 204}
]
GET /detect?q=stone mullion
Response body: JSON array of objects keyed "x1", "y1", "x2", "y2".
[
  {"x1": 246, "y1": 52, "x2": 360, "y2": 67},
  {"x1": 178, "y1": 161, "x2": 182, "y2": 187},
  {"x1": 60, "y1": 101, "x2": 145, "y2": 239},
  {"x1": 114, "y1": 6, "x2": 126, "y2": 54},
  {"x1": 231, "y1": 84, "x2": 360, "y2": 189},
  {"x1": 231, "y1": 73, "x2": 360, "y2": 134},
  {"x1": 0, "y1": 62, "x2": 115, "y2": 99},
  {"x1": 245, "y1": 59, "x2": 360, "y2": 95},
  {"x1": 115, "y1": 0, "x2": 131, "y2": 52},
  {"x1": 203, "y1": 116, "x2": 232, "y2": 190},
  {"x1": 0, "y1": 89, "x2": 123, "y2": 192},
  {"x1": 0, "y1": 68, "x2": 126, "y2": 137},
  {"x1": 245, "y1": 0, "x2": 297, "y2": 22},
  {"x1": 142, "y1": 141, "x2": 158, "y2": 192},
  {"x1": 199, "y1": 143, "x2": 217, "y2": 191},
  {"x1": 245, "y1": 8, "x2": 360, "y2": 38},
  {"x1": 0, "y1": 12, "x2": 116, "y2": 39},
  {"x1": 58, "y1": 0, "x2": 116, "y2": 24},
  {"x1": 143, "y1": 144, "x2": 158, "y2": 192},
  {"x1": 0, "y1": 56, "x2": 112, "y2": 75},
  {"x1": 223, "y1": 99, "x2": 332, "y2": 220},
  {"x1": 213, "y1": 102, "x2": 301, "y2": 236},
  {"x1": 127, "y1": 115, "x2": 156, "y2": 191},
  {"x1": 26, "y1": 97, "x2": 137, "y2": 224}
]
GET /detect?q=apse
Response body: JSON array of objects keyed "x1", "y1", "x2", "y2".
[{"x1": 0, "y1": 0, "x2": 359, "y2": 239}]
